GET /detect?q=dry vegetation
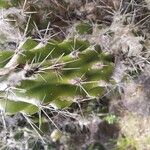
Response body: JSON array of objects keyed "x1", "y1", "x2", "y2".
[{"x1": 0, "y1": 0, "x2": 150, "y2": 150}]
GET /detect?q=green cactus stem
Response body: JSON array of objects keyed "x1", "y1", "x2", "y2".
[{"x1": 0, "y1": 38, "x2": 114, "y2": 115}]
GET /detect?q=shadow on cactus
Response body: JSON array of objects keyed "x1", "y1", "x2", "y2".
[{"x1": 0, "y1": 38, "x2": 114, "y2": 115}]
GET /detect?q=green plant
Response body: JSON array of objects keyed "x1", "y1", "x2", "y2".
[
  {"x1": 0, "y1": 37, "x2": 114, "y2": 115},
  {"x1": 104, "y1": 114, "x2": 118, "y2": 124},
  {"x1": 116, "y1": 137, "x2": 138, "y2": 150},
  {"x1": 76, "y1": 22, "x2": 93, "y2": 35}
]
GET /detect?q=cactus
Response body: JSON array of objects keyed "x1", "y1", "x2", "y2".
[{"x1": 0, "y1": 37, "x2": 114, "y2": 115}]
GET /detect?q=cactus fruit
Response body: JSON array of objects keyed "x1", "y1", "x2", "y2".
[{"x1": 0, "y1": 38, "x2": 114, "y2": 115}]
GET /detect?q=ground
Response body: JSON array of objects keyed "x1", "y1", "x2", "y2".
[{"x1": 0, "y1": 0, "x2": 150, "y2": 150}]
